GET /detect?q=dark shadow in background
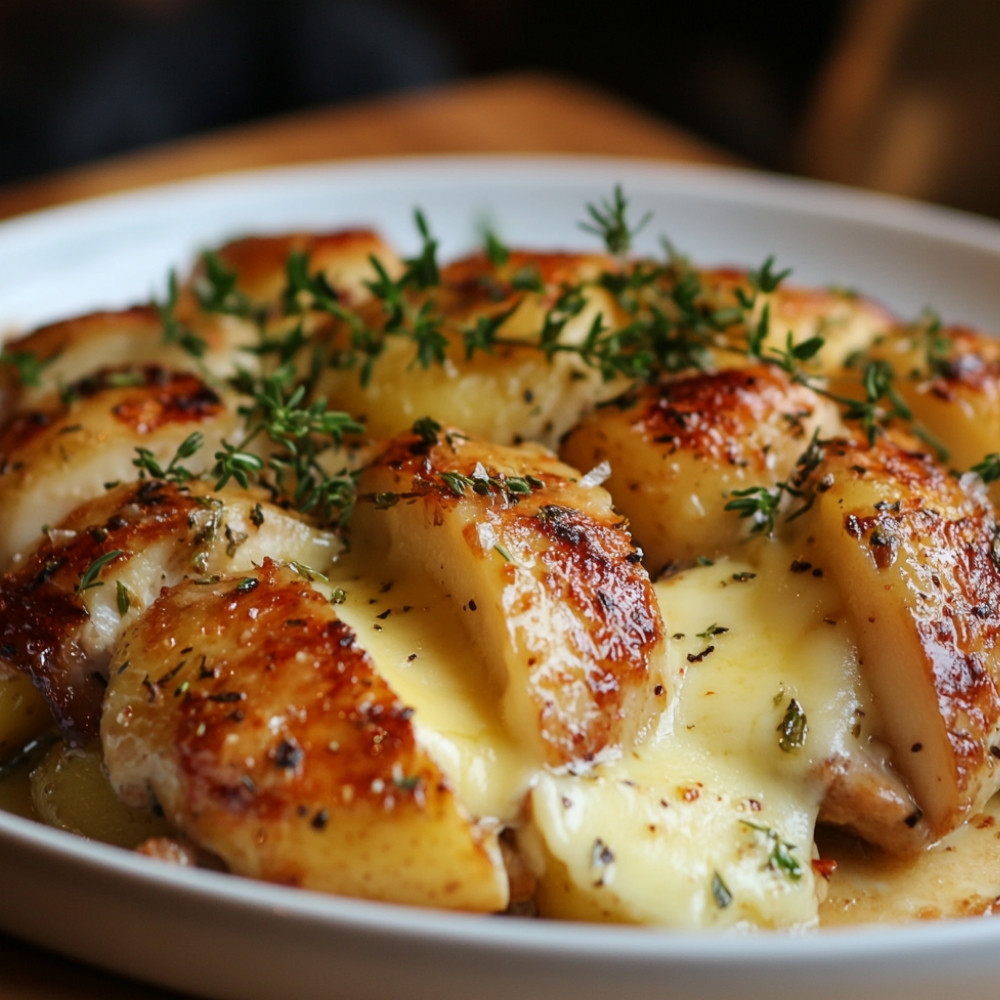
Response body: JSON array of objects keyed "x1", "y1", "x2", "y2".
[
  {"x1": 0, "y1": 0, "x2": 462, "y2": 183},
  {"x1": 0, "y1": 0, "x2": 848, "y2": 186}
]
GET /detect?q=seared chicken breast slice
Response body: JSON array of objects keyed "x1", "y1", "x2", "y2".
[
  {"x1": 350, "y1": 424, "x2": 667, "y2": 769},
  {"x1": 0, "y1": 366, "x2": 243, "y2": 566},
  {"x1": 560, "y1": 364, "x2": 843, "y2": 571},
  {"x1": 101, "y1": 559, "x2": 509, "y2": 911},
  {"x1": 787, "y1": 434, "x2": 1000, "y2": 842},
  {"x1": 0, "y1": 479, "x2": 338, "y2": 738},
  {"x1": 0, "y1": 306, "x2": 255, "y2": 421}
]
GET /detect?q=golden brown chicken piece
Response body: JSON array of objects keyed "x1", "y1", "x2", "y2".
[
  {"x1": 560, "y1": 364, "x2": 843, "y2": 572},
  {"x1": 0, "y1": 366, "x2": 244, "y2": 566},
  {"x1": 350, "y1": 423, "x2": 667, "y2": 769},
  {"x1": 0, "y1": 479, "x2": 337, "y2": 738},
  {"x1": 787, "y1": 434, "x2": 1000, "y2": 844},
  {"x1": 101, "y1": 559, "x2": 509, "y2": 911}
]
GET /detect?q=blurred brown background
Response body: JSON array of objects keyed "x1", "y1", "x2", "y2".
[{"x1": 1, "y1": 0, "x2": 998, "y2": 218}]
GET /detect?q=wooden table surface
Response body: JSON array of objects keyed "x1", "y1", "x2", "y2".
[
  {"x1": 0, "y1": 71, "x2": 735, "y2": 1000},
  {"x1": 0, "y1": 71, "x2": 737, "y2": 222}
]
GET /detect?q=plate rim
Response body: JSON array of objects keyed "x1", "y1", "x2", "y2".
[
  {"x1": 2, "y1": 152, "x2": 1000, "y2": 997},
  {"x1": 2, "y1": 152, "x2": 1000, "y2": 250}
]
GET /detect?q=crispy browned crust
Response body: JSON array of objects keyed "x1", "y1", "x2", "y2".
[
  {"x1": 0, "y1": 481, "x2": 198, "y2": 736},
  {"x1": 104, "y1": 558, "x2": 505, "y2": 908},
  {"x1": 355, "y1": 427, "x2": 666, "y2": 767},
  {"x1": 793, "y1": 435, "x2": 1000, "y2": 838}
]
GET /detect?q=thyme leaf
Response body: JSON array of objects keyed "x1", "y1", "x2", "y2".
[
  {"x1": 579, "y1": 185, "x2": 651, "y2": 259},
  {"x1": 132, "y1": 432, "x2": 204, "y2": 484},
  {"x1": 194, "y1": 251, "x2": 254, "y2": 318},
  {"x1": 776, "y1": 698, "x2": 808, "y2": 752},
  {"x1": 740, "y1": 820, "x2": 804, "y2": 880},
  {"x1": 972, "y1": 452, "x2": 1000, "y2": 484},
  {"x1": 76, "y1": 549, "x2": 124, "y2": 594},
  {"x1": 156, "y1": 270, "x2": 208, "y2": 359}
]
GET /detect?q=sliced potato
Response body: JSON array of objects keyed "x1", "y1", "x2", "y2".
[
  {"x1": 0, "y1": 668, "x2": 51, "y2": 763},
  {"x1": 849, "y1": 322, "x2": 1000, "y2": 476},
  {"x1": 30, "y1": 738, "x2": 173, "y2": 847},
  {"x1": 699, "y1": 268, "x2": 895, "y2": 372},
  {"x1": 308, "y1": 250, "x2": 631, "y2": 445},
  {"x1": 0, "y1": 306, "x2": 256, "y2": 422},
  {"x1": 0, "y1": 368, "x2": 244, "y2": 565},
  {"x1": 205, "y1": 229, "x2": 401, "y2": 307}
]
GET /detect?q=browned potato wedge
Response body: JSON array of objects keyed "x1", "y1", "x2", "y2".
[
  {"x1": 700, "y1": 267, "x2": 895, "y2": 372},
  {"x1": 849, "y1": 322, "x2": 1000, "y2": 476},
  {"x1": 0, "y1": 306, "x2": 256, "y2": 422},
  {"x1": 0, "y1": 367, "x2": 243, "y2": 565},
  {"x1": 205, "y1": 229, "x2": 401, "y2": 306}
]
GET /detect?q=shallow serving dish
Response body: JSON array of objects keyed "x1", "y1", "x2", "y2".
[{"x1": 1, "y1": 155, "x2": 999, "y2": 1000}]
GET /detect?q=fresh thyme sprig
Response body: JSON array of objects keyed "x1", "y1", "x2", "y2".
[
  {"x1": 133, "y1": 431, "x2": 204, "y2": 484},
  {"x1": 917, "y1": 309, "x2": 952, "y2": 377},
  {"x1": 740, "y1": 256, "x2": 794, "y2": 361},
  {"x1": 156, "y1": 270, "x2": 208, "y2": 359},
  {"x1": 216, "y1": 364, "x2": 363, "y2": 524},
  {"x1": 268, "y1": 190, "x2": 780, "y2": 394},
  {"x1": 971, "y1": 452, "x2": 1000, "y2": 484},
  {"x1": 130, "y1": 189, "x2": 958, "y2": 542},
  {"x1": 740, "y1": 820, "x2": 803, "y2": 880},
  {"x1": 278, "y1": 210, "x2": 447, "y2": 387},
  {"x1": 126, "y1": 367, "x2": 363, "y2": 525},
  {"x1": 75, "y1": 549, "x2": 124, "y2": 594},
  {"x1": 438, "y1": 466, "x2": 544, "y2": 500},
  {"x1": 193, "y1": 250, "x2": 255, "y2": 319},
  {"x1": 725, "y1": 430, "x2": 826, "y2": 535},
  {"x1": 579, "y1": 184, "x2": 651, "y2": 259},
  {"x1": 399, "y1": 209, "x2": 441, "y2": 290},
  {"x1": 143, "y1": 244, "x2": 365, "y2": 524},
  {"x1": 724, "y1": 483, "x2": 786, "y2": 536}
]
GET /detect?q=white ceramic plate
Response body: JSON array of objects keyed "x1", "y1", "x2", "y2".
[{"x1": 1, "y1": 155, "x2": 1000, "y2": 1000}]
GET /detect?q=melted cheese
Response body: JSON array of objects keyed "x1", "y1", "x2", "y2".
[
  {"x1": 319, "y1": 543, "x2": 878, "y2": 929},
  {"x1": 820, "y1": 795, "x2": 1000, "y2": 923},
  {"x1": 325, "y1": 554, "x2": 536, "y2": 823},
  {"x1": 518, "y1": 550, "x2": 871, "y2": 928}
]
